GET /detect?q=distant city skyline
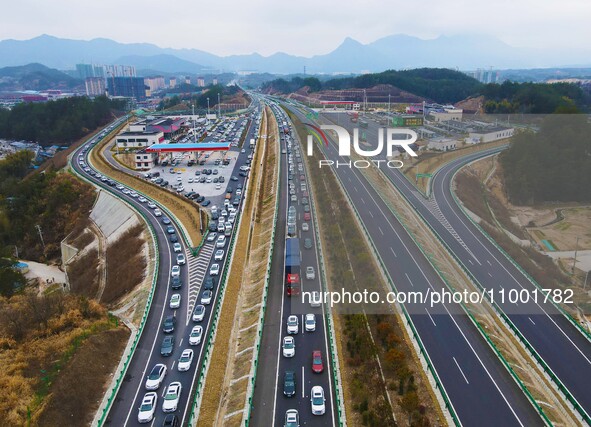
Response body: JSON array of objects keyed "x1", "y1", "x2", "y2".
[{"x1": 1, "y1": 0, "x2": 590, "y2": 57}]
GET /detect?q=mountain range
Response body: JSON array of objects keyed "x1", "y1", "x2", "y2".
[{"x1": 0, "y1": 34, "x2": 589, "y2": 75}]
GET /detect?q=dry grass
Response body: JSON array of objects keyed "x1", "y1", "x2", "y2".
[
  {"x1": 67, "y1": 248, "x2": 99, "y2": 298},
  {"x1": 103, "y1": 225, "x2": 147, "y2": 305}
]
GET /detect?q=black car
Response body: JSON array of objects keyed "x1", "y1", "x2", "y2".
[
  {"x1": 211, "y1": 212, "x2": 219, "y2": 220},
  {"x1": 196, "y1": 196, "x2": 205, "y2": 203},
  {"x1": 239, "y1": 171, "x2": 248, "y2": 177},
  {"x1": 203, "y1": 276, "x2": 216, "y2": 290},
  {"x1": 283, "y1": 370, "x2": 296, "y2": 397},
  {"x1": 195, "y1": 170, "x2": 201, "y2": 176},
  {"x1": 162, "y1": 315, "x2": 176, "y2": 333},
  {"x1": 226, "y1": 187, "x2": 233, "y2": 193},
  {"x1": 208, "y1": 221, "x2": 217, "y2": 232},
  {"x1": 232, "y1": 198, "x2": 240, "y2": 206},
  {"x1": 304, "y1": 238, "x2": 313, "y2": 249},
  {"x1": 170, "y1": 234, "x2": 179, "y2": 243},
  {"x1": 160, "y1": 336, "x2": 175, "y2": 357},
  {"x1": 171, "y1": 276, "x2": 182, "y2": 290},
  {"x1": 230, "y1": 176, "x2": 238, "y2": 181},
  {"x1": 213, "y1": 177, "x2": 219, "y2": 183},
  {"x1": 201, "y1": 200, "x2": 211, "y2": 207},
  {"x1": 162, "y1": 414, "x2": 179, "y2": 427},
  {"x1": 237, "y1": 183, "x2": 243, "y2": 189},
  {"x1": 218, "y1": 176, "x2": 225, "y2": 183}
]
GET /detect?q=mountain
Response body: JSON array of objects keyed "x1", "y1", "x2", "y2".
[
  {"x1": 0, "y1": 63, "x2": 82, "y2": 91},
  {"x1": 0, "y1": 34, "x2": 589, "y2": 74}
]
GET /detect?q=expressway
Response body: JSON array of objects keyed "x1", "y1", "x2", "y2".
[
  {"x1": 326, "y1": 110, "x2": 591, "y2": 421},
  {"x1": 71, "y1": 110, "x2": 259, "y2": 426},
  {"x1": 250, "y1": 102, "x2": 338, "y2": 427},
  {"x1": 280, "y1": 101, "x2": 543, "y2": 426}
]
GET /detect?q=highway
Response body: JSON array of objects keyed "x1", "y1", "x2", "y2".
[
  {"x1": 250, "y1": 101, "x2": 338, "y2": 427},
  {"x1": 326, "y1": 110, "x2": 591, "y2": 421},
  {"x1": 70, "y1": 109, "x2": 259, "y2": 426},
  {"x1": 280, "y1": 102, "x2": 543, "y2": 426}
]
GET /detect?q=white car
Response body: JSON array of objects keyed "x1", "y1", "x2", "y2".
[
  {"x1": 154, "y1": 208, "x2": 162, "y2": 217},
  {"x1": 177, "y1": 253, "x2": 186, "y2": 265},
  {"x1": 189, "y1": 325, "x2": 203, "y2": 345},
  {"x1": 282, "y1": 336, "x2": 295, "y2": 358},
  {"x1": 145, "y1": 363, "x2": 167, "y2": 390},
  {"x1": 209, "y1": 263, "x2": 220, "y2": 276},
  {"x1": 162, "y1": 381, "x2": 182, "y2": 412},
  {"x1": 310, "y1": 385, "x2": 326, "y2": 416},
  {"x1": 214, "y1": 249, "x2": 224, "y2": 261},
  {"x1": 147, "y1": 202, "x2": 157, "y2": 209},
  {"x1": 169, "y1": 293, "x2": 181, "y2": 309},
  {"x1": 138, "y1": 196, "x2": 147, "y2": 203},
  {"x1": 301, "y1": 222, "x2": 309, "y2": 232},
  {"x1": 173, "y1": 243, "x2": 182, "y2": 253},
  {"x1": 201, "y1": 290, "x2": 213, "y2": 305},
  {"x1": 305, "y1": 313, "x2": 316, "y2": 332},
  {"x1": 177, "y1": 349, "x2": 194, "y2": 372},
  {"x1": 287, "y1": 315, "x2": 299, "y2": 335},
  {"x1": 137, "y1": 392, "x2": 157, "y2": 423},
  {"x1": 216, "y1": 235, "x2": 226, "y2": 248},
  {"x1": 207, "y1": 232, "x2": 217, "y2": 242},
  {"x1": 171, "y1": 265, "x2": 180, "y2": 278},
  {"x1": 192, "y1": 304, "x2": 205, "y2": 322},
  {"x1": 306, "y1": 266, "x2": 315, "y2": 280},
  {"x1": 310, "y1": 291, "x2": 321, "y2": 307}
]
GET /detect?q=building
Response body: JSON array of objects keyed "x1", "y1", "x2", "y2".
[
  {"x1": 430, "y1": 108, "x2": 463, "y2": 123},
  {"x1": 467, "y1": 126, "x2": 514, "y2": 144},
  {"x1": 146, "y1": 117, "x2": 185, "y2": 139},
  {"x1": 428, "y1": 139, "x2": 457, "y2": 151},
  {"x1": 107, "y1": 77, "x2": 148, "y2": 101},
  {"x1": 105, "y1": 65, "x2": 136, "y2": 78},
  {"x1": 169, "y1": 77, "x2": 177, "y2": 89},
  {"x1": 85, "y1": 77, "x2": 106, "y2": 97},
  {"x1": 134, "y1": 149, "x2": 158, "y2": 170},
  {"x1": 115, "y1": 131, "x2": 164, "y2": 149},
  {"x1": 197, "y1": 77, "x2": 205, "y2": 87},
  {"x1": 185, "y1": 76, "x2": 192, "y2": 85},
  {"x1": 212, "y1": 78, "x2": 218, "y2": 85},
  {"x1": 391, "y1": 114, "x2": 424, "y2": 127},
  {"x1": 76, "y1": 64, "x2": 105, "y2": 79},
  {"x1": 144, "y1": 76, "x2": 166, "y2": 93}
]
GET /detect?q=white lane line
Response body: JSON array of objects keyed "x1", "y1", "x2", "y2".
[
  {"x1": 361, "y1": 197, "x2": 366, "y2": 205},
  {"x1": 529, "y1": 317, "x2": 536, "y2": 325},
  {"x1": 390, "y1": 247, "x2": 397, "y2": 258},
  {"x1": 468, "y1": 259, "x2": 473, "y2": 265},
  {"x1": 378, "y1": 226, "x2": 384, "y2": 235},
  {"x1": 301, "y1": 365, "x2": 305, "y2": 398},
  {"x1": 369, "y1": 210, "x2": 374, "y2": 218},
  {"x1": 405, "y1": 273, "x2": 413, "y2": 287},
  {"x1": 171, "y1": 361, "x2": 176, "y2": 371},
  {"x1": 453, "y1": 357, "x2": 469, "y2": 384},
  {"x1": 487, "y1": 260, "x2": 492, "y2": 266},
  {"x1": 425, "y1": 308, "x2": 437, "y2": 326},
  {"x1": 488, "y1": 272, "x2": 493, "y2": 277}
]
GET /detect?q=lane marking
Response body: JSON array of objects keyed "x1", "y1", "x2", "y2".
[
  {"x1": 425, "y1": 308, "x2": 436, "y2": 326},
  {"x1": 453, "y1": 357, "x2": 469, "y2": 384}
]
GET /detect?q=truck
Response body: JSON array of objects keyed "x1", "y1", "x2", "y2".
[{"x1": 285, "y1": 237, "x2": 300, "y2": 296}]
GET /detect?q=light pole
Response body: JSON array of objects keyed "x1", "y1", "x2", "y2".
[
  {"x1": 191, "y1": 104, "x2": 196, "y2": 143},
  {"x1": 388, "y1": 94, "x2": 391, "y2": 113},
  {"x1": 217, "y1": 92, "x2": 221, "y2": 118},
  {"x1": 207, "y1": 97, "x2": 210, "y2": 117}
]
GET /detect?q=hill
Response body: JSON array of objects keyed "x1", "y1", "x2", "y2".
[{"x1": 0, "y1": 63, "x2": 82, "y2": 91}]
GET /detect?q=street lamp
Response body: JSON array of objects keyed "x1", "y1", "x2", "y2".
[
  {"x1": 207, "y1": 97, "x2": 210, "y2": 116},
  {"x1": 217, "y1": 92, "x2": 221, "y2": 118},
  {"x1": 388, "y1": 94, "x2": 391, "y2": 113}
]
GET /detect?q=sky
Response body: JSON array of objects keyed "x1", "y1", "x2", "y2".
[{"x1": 1, "y1": 0, "x2": 590, "y2": 57}]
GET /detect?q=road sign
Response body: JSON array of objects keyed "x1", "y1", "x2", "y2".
[{"x1": 416, "y1": 173, "x2": 432, "y2": 178}]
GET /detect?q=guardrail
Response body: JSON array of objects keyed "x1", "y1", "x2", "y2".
[
  {"x1": 378, "y1": 162, "x2": 588, "y2": 424},
  {"x1": 186, "y1": 112, "x2": 264, "y2": 426},
  {"x1": 70, "y1": 149, "x2": 161, "y2": 427}
]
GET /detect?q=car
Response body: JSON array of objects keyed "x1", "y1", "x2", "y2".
[
  {"x1": 290, "y1": 194, "x2": 297, "y2": 203},
  {"x1": 177, "y1": 349, "x2": 194, "y2": 372},
  {"x1": 213, "y1": 248, "x2": 226, "y2": 261},
  {"x1": 310, "y1": 385, "x2": 326, "y2": 415},
  {"x1": 303, "y1": 205, "x2": 310, "y2": 213},
  {"x1": 137, "y1": 392, "x2": 158, "y2": 423},
  {"x1": 207, "y1": 232, "x2": 217, "y2": 242},
  {"x1": 304, "y1": 238, "x2": 313, "y2": 249},
  {"x1": 188, "y1": 177, "x2": 194, "y2": 183},
  {"x1": 305, "y1": 313, "x2": 316, "y2": 332},
  {"x1": 166, "y1": 226, "x2": 175, "y2": 234},
  {"x1": 162, "y1": 315, "x2": 176, "y2": 333},
  {"x1": 282, "y1": 149, "x2": 287, "y2": 154},
  {"x1": 193, "y1": 304, "x2": 206, "y2": 322},
  {"x1": 138, "y1": 196, "x2": 147, "y2": 203},
  {"x1": 162, "y1": 217, "x2": 171, "y2": 225},
  {"x1": 239, "y1": 171, "x2": 248, "y2": 177},
  {"x1": 189, "y1": 325, "x2": 203, "y2": 345},
  {"x1": 160, "y1": 336, "x2": 175, "y2": 356},
  {"x1": 171, "y1": 265, "x2": 180, "y2": 277},
  {"x1": 206, "y1": 177, "x2": 212, "y2": 183},
  {"x1": 217, "y1": 222, "x2": 225, "y2": 233},
  {"x1": 284, "y1": 409, "x2": 300, "y2": 427},
  {"x1": 203, "y1": 276, "x2": 216, "y2": 290},
  {"x1": 287, "y1": 315, "x2": 298, "y2": 334},
  {"x1": 170, "y1": 234, "x2": 179, "y2": 243},
  {"x1": 301, "y1": 222, "x2": 309, "y2": 232},
  {"x1": 312, "y1": 350, "x2": 324, "y2": 373},
  {"x1": 201, "y1": 200, "x2": 211, "y2": 207},
  {"x1": 171, "y1": 276, "x2": 182, "y2": 290},
  {"x1": 216, "y1": 235, "x2": 226, "y2": 248},
  {"x1": 209, "y1": 263, "x2": 220, "y2": 276},
  {"x1": 283, "y1": 370, "x2": 296, "y2": 397},
  {"x1": 301, "y1": 197, "x2": 309, "y2": 205},
  {"x1": 162, "y1": 414, "x2": 179, "y2": 427},
  {"x1": 176, "y1": 253, "x2": 186, "y2": 265},
  {"x1": 282, "y1": 336, "x2": 295, "y2": 358},
  {"x1": 196, "y1": 195, "x2": 206, "y2": 203},
  {"x1": 306, "y1": 266, "x2": 315, "y2": 280},
  {"x1": 201, "y1": 290, "x2": 213, "y2": 305},
  {"x1": 145, "y1": 363, "x2": 167, "y2": 390},
  {"x1": 162, "y1": 381, "x2": 182, "y2": 412},
  {"x1": 231, "y1": 176, "x2": 238, "y2": 181},
  {"x1": 287, "y1": 224, "x2": 296, "y2": 236},
  {"x1": 241, "y1": 149, "x2": 246, "y2": 153},
  {"x1": 169, "y1": 293, "x2": 181, "y2": 309},
  {"x1": 310, "y1": 291, "x2": 321, "y2": 307},
  {"x1": 154, "y1": 208, "x2": 162, "y2": 217},
  {"x1": 303, "y1": 212, "x2": 311, "y2": 221},
  {"x1": 213, "y1": 169, "x2": 218, "y2": 175},
  {"x1": 172, "y1": 242, "x2": 182, "y2": 253}
]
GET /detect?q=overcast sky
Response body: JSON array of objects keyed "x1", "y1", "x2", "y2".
[{"x1": 1, "y1": 0, "x2": 589, "y2": 56}]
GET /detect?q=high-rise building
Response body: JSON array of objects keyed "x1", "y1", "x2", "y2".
[
  {"x1": 185, "y1": 76, "x2": 192, "y2": 85},
  {"x1": 212, "y1": 78, "x2": 218, "y2": 85},
  {"x1": 76, "y1": 64, "x2": 105, "y2": 79},
  {"x1": 169, "y1": 77, "x2": 177, "y2": 89},
  {"x1": 107, "y1": 77, "x2": 148, "y2": 101},
  {"x1": 105, "y1": 64, "x2": 136, "y2": 78},
  {"x1": 85, "y1": 77, "x2": 106, "y2": 97},
  {"x1": 144, "y1": 76, "x2": 166, "y2": 93},
  {"x1": 197, "y1": 77, "x2": 205, "y2": 87}
]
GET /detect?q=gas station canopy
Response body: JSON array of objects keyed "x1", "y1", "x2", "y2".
[{"x1": 146, "y1": 142, "x2": 231, "y2": 152}]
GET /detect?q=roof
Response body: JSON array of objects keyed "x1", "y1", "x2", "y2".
[
  {"x1": 146, "y1": 142, "x2": 231, "y2": 152},
  {"x1": 118, "y1": 131, "x2": 162, "y2": 136}
]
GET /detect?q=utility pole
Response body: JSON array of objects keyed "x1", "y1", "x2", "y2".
[
  {"x1": 35, "y1": 225, "x2": 46, "y2": 251},
  {"x1": 217, "y1": 92, "x2": 221, "y2": 119},
  {"x1": 572, "y1": 236, "x2": 580, "y2": 274},
  {"x1": 192, "y1": 104, "x2": 196, "y2": 143},
  {"x1": 206, "y1": 97, "x2": 210, "y2": 125},
  {"x1": 388, "y1": 94, "x2": 391, "y2": 114}
]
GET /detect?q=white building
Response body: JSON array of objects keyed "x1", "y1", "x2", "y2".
[
  {"x1": 134, "y1": 149, "x2": 158, "y2": 170},
  {"x1": 467, "y1": 127, "x2": 514, "y2": 144},
  {"x1": 115, "y1": 131, "x2": 164, "y2": 149},
  {"x1": 428, "y1": 139, "x2": 457, "y2": 151},
  {"x1": 430, "y1": 108, "x2": 463, "y2": 123}
]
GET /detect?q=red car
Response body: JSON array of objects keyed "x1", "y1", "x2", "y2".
[
  {"x1": 300, "y1": 175, "x2": 306, "y2": 181},
  {"x1": 312, "y1": 350, "x2": 324, "y2": 373},
  {"x1": 303, "y1": 212, "x2": 311, "y2": 221}
]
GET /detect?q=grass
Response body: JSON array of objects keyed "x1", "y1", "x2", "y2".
[{"x1": 67, "y1": 248, "x2": 99, "y2": 298}]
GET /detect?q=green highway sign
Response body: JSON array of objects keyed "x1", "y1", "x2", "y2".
[{"x1": 416, "y1": 173, "x2": 433, "y2": 178}]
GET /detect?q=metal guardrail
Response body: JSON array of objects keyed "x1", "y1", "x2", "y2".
[{"x1": 378, "y1": 164, "x2": 588, "y2": 424}]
